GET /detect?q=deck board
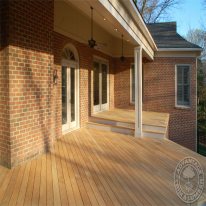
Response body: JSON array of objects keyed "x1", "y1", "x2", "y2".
[
  {"x1": 93, "y1": 108, "x2": 169, "y2": 127},
  {"x1": 0, "y1": 128, "x2": 205, "y2": 206}
]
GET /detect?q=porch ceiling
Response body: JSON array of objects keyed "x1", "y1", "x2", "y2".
[
  {"x1": 62, "y1": 0, "x2": 154, "y2": 59},
  {"x1": 65, "y1": 0, "x2": 136, "y2": 44}
]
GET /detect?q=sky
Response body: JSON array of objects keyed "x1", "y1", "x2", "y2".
[{"x1": 168, "y1": 0, "x2": 205, "y2": 36}]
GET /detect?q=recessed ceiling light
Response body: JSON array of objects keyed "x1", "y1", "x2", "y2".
[
  {"x1": 103, "y1": 18, "x2": 106, "y2": 21},
  {"x1": 114, "y1": 28, "x2": 118, "y2": 32}
]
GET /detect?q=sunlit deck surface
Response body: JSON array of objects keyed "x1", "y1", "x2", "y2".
[
  {"x1": 0, "y1": 128, "x2": 205, "y2": 206},
  {"x1": 93, "y1": 108, "x2": 169, "y2": 127}
]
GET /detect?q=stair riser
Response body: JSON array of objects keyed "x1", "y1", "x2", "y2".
[
  {"x1": 87, "y1": 123, "x2": 134, "y2": 135},
  {"x1": 87, "y1": 123, "x2": 166, "y2": 139},
  {"x1": 143, "y1": 132, "x2": 165, "y2": 139},
  {"x1": 89, "y1": 117, "x2": 134, "y2": 129},
  {"x1": 143, "y1": 125, "x2": 166, "y2": 133},
  {"x1": 89, "y1": 117, "x2": 166, "y2": 133}
]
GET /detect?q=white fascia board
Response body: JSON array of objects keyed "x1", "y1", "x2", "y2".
[
  {"x1": 158, "y1": 48, "x2": 203, "y2": 52},
  {"x1": 98, "y1": 0, "x2": 154, "y2": 60},
  {"x1": 126, "y1": 0, "x2": 157, "y2": 51}
]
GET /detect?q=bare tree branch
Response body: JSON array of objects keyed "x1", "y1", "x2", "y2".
[
  {"x1": 186, "y1": 29, "x2": 206, "y2": 60},
  {"x1": 135, "y1": 0, "x2": 180, "y2": 23}
]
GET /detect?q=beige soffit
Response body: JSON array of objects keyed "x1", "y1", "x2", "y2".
[
  {"x1": 96, "y1": 0, "x2": 155, "y2": 59},
  {"x1": 158, "y1": 48, "x2": 203, "y2": 52}
]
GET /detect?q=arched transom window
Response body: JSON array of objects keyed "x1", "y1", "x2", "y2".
[{"x1": 62, "y1": 47, "x2": 76, "y2": 61}]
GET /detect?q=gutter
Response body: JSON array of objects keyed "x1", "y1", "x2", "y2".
[{"x1": 158, "y1": 48, "x2": 203, "y2": 52}]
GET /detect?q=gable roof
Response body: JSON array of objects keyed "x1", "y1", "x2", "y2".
[{"x1": 147, "y1": 22, "x2": 202, "y2": 50}]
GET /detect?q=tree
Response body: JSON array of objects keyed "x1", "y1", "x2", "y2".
[
  {"x1": 134, "y1": 0, "x2": 180, "y2": 23},
  {"x1": 186, "y1": 29, "x2": 206, "y2": 152},
  {"x1": 186, "y1": 29, "x2": 206, "y2": 60}
]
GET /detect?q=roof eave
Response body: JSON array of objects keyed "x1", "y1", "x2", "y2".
[
  {"x1": 121, "y1": 0, "x2": 158, "y2": 51},
  {"x1": 158, "y1": 48, "x2": 203, "y2": 52}
]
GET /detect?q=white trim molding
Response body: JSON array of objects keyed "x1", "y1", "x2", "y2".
[
  {"x1": 97, "y1": 0, "x2": 154, "y2": 60},
  {"x1": 158, "y1": 48, "x2": 202, "y2": 52},
  {"x1": 134, "y1": 46, "x2": 142, "y2": 137},
  {"x1": 121, "y1": 0, "x2": 157, "y2": 51}
]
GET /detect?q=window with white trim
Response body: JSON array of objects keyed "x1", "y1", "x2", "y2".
[{"x1": 176, "y1": 65, "x2": 191, "y2": 107}]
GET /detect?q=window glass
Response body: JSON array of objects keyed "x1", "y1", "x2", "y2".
[
  {"x1": 131, "y1": 64, "x2": 135, "y2": 103},
  {"x1": 176, "y1": 65, "x2": 190, "y2": 106}
]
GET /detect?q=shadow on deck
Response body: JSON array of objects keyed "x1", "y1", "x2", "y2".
[{"x1": 0, "y1": 128, "x2": 205, "y2": 206}]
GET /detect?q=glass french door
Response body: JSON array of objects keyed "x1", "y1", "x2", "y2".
[
  {"x1": 62, "y1": 63, "x2": 78, "y2": 132},
  {"x1": 93, "y1": 61, "x2": 109, "y2": 113}
]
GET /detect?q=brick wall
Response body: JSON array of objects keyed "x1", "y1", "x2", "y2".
[
  {"x1": 143, "y1": 57, "x2": 197, "y2": 151},
  {"x1": 3, "y1": 0, "x2": 54, "y2": 167},
  {"x1": 0, "y1": 0, "x2": 10, "y2": 166},
  {"x1": 0, "y1": 48, "x2": 10, "y2": 166},
  {"x1": 114, "y1": 57, "x2": 133, "y2": 108}
]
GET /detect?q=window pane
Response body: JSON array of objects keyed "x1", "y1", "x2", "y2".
[
  {"x1": 176, "y1": 66, "x2": 190, "y2": 106},
  {"x1": 70, "y1": 67, "x2": 75, "y2": 122},
  {"x1": 102, "y1": 64, "x2": 108, "y2": 104},
  {"x1": 177, "y1": 85, "x2": 183, "y2": 105},
  {"x1": 93, "y1": 62, "x2": 100, "y2": 106},
  {"x1": 184, "y1": 67, "x2": 189, "y2": 84},
  {"x1": 177, "y1": 67, "x2": 183, "y2": 84},
  {"x1": 183, "y1": 85, "x2": 190, "y2": 105},
  {"x1": 62, "y1": 66, "x2": 67, "y2": 124},
  {"x1": 132, "y1": 64, "x2": 135, "y2": 102}
]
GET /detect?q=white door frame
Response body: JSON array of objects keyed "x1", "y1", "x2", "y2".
[
  {"x1": 62, "y1": 59, "x2": 80, "y2": 134},
  {"x1": 93, "y1": 57, "x2": 109, "y2": 114}
]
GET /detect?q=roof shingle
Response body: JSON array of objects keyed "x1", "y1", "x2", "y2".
[{"x1": 147, "y1": 22, "x2": 202, "y2": 49}]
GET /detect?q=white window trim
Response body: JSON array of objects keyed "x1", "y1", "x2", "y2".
[
  {"x1": 175, "y1": 64, "x2": 191, "y2": 109},
  {"x1": 130, "y1": 63, "x2": 135, "y2": 104}
]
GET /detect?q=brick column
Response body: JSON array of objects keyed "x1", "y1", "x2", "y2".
[{"x1": 1, "y1": 0, "x2": 55, "y2": 168}]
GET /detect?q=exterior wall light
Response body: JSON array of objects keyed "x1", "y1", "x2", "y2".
[{"x1": 53, "y1": 69, "x2": 58, "y2": 85}]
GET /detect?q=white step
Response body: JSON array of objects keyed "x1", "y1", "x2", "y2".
[
  {"x1": 89, "y1": 116, "x2": 134, "y2": 128},
  {"x1": 87, "y1": 122, "x2": 134, "y2": 135},
  {"x1": 89, "y1": 116, "x2": 167, "y2": 133},
  {"x1": 143, "y1": 124, "x2": 167, "y2": 133},
  {"x1": 87, "y1": 122, "x2": 167, "y2": 139},
  {"x1": 143, "y1": 130, "x2": 166, "y2": 139}
]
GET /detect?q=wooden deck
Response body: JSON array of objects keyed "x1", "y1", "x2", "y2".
[
  {"x1": 0, "y1": 128, "x2": 205, "y2": 206},
  {"x1": 93, "y1": 108, "x2": 169, "y2": 127}
]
